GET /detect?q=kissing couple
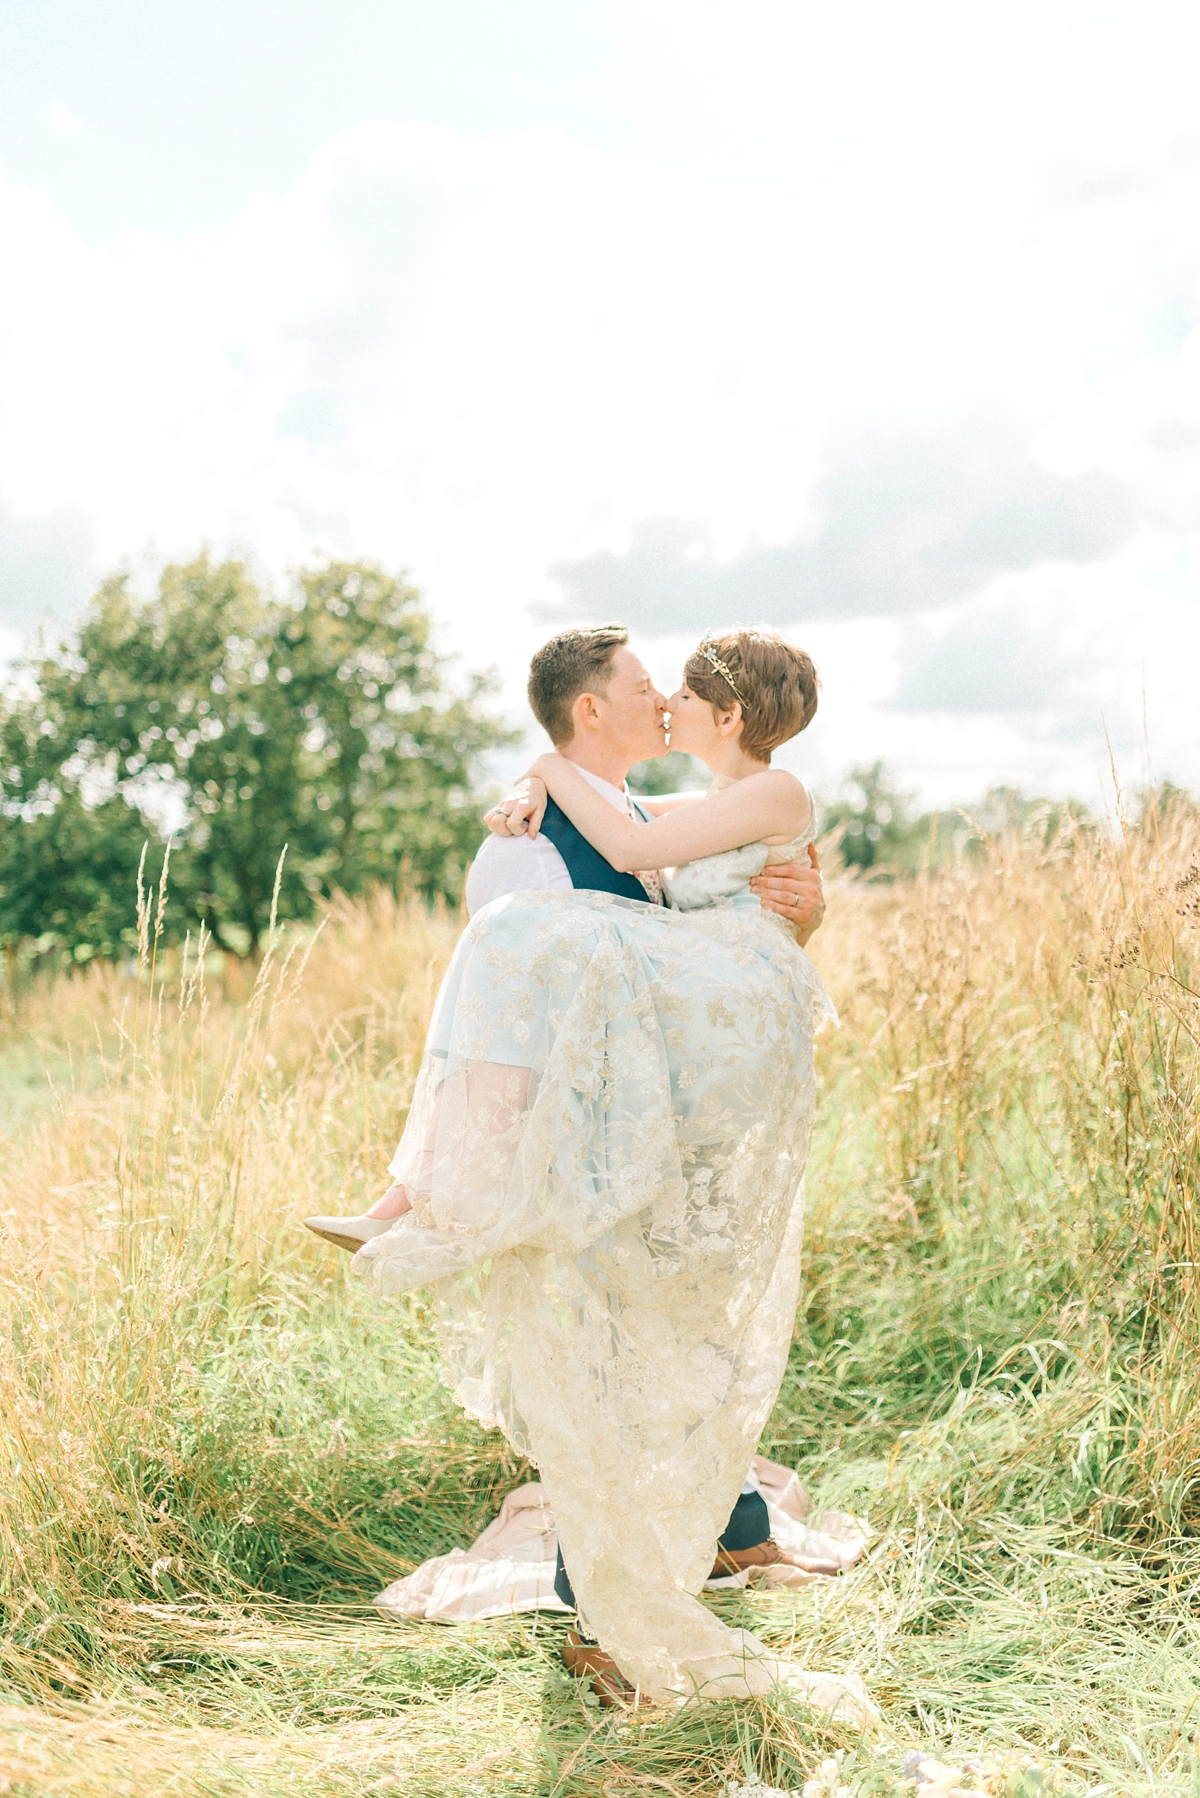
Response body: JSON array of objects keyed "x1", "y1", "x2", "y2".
[{"x1": 306, "y1": 623, "x2": 875, "y2": 1721}]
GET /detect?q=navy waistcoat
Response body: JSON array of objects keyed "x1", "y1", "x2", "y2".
[{"x1": 537, "y1": 795, "x2": 658, "y2": 904}]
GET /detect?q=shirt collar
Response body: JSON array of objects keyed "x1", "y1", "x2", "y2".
[{"x1": 572, "y1": 765, "x2": 633, "y2": 812}]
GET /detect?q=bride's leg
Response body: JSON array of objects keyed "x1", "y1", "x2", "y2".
[
  {"x1": 421, "y1": 1059, "x2": 533, "y2": 1235},
  {"x1": 464, "y1": 1059, "x2": 531, "y2": 1134},
  {"x1": 365, "y1": 1181, "x2": 412, "y2": 1219},
  {"x1": 369, "y1": 1060, "x2": 532, "y2": 1225}
]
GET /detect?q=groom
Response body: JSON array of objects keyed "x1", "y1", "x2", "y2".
[
  {"x1": 467, "y1": 622, "x2": 824, "y2": 938},
  {"x1": 466, "y1": 624, "x2": 827, "y2": 1690}
]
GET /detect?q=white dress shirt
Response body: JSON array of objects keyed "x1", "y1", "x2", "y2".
[{"x1": 464, "y1": 767, "x2": 634, "y2": 918}]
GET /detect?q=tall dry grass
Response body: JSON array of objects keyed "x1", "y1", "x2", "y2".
[
  {"x1": 795, "y1": 792, "x2": 1200, "y2": 1543},
  {"x1": 0, "y1": 795, "x2": 1198, "y2": 1795},
  {"x1": 0, "y1": 883, "x2": 528, "y2": 1688}
]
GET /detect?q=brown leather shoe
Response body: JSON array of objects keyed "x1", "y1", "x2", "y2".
[
  {"x1": 561, "y1": 1629, "x2": 653, "y2": 1709},
  {"x1": 709, "y1": 1536, "x2": 841, "y2": 1581}
]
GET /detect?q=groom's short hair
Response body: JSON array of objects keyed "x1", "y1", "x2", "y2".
[{"x1": 528, "y1": 625, "x2": 629, "y2": 745}]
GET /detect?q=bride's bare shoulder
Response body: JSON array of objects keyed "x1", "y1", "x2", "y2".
[
  {"x1": 740, "y1": 767, "x2": 812, "y2": 838},
  {"x1": 749, "y1": 766, "x2": 811, "y2": 808},
  {"x1": 753, "y1": 767, "x2": 807, "y2": 792}
]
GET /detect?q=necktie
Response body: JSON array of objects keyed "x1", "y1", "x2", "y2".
[{"x1": 626, "y1": 795, "x2": 664, "y2": 905}]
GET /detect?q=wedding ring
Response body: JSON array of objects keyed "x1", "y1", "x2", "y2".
[{"x1": 791, "y1": 892, "x2": 800, "y2": 906}]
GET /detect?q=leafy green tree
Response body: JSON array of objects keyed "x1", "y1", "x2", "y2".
[
  {"x1": 0, "y1": 797, "x2": 162, "y2": 962},
  {"x1": 627, "y1": 750, "x2": 708, "y2": 795},
  {"x1": 0, "y1": 555, "x2": 515, "y2": 955},
  {"x1": 821, "y1": 761, "x2": 922, "y2": 873}
]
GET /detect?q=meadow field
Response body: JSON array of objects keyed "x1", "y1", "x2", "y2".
[{"x1": 1, "y1": 800, "x2": 1199, "y2": 1798}]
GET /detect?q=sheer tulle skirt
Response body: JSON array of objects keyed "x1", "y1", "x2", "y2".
[{"x1": 354, "y1": 889, "x2": 838, "y2": 1703}]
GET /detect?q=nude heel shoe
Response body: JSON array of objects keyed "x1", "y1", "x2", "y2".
[{"x1": 303, "y1": 1215, "x2": 398, "y2": 1253}]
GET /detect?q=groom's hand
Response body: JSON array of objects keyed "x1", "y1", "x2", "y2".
[{"x1": 750, "y1": 843, "x2": 824, "y2": 945}]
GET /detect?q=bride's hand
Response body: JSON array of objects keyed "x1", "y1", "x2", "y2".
[{"x1": 483, "y1": 776, "x2": 549, "y2": 839}]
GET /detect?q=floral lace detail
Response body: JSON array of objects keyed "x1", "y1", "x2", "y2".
[
  {"x1": 663, "y1": 790, "x2": 817, "y2": 914},
  {"x1": 354, "y1": 830, "x2": 836, "y2": 1705}
]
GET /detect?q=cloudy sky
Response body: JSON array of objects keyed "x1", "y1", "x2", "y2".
[{"x1": 1, "y1": 0, "x2": 1198, "y2": 807}]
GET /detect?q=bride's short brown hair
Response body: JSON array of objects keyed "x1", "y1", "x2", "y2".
[{"x1": 684, "y1": 627, "x2": 819, "y2": 762}]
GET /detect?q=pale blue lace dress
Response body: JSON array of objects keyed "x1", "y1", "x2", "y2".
[{"x1": 353, "y1": 816, "x2": 854, "y2": 1711}]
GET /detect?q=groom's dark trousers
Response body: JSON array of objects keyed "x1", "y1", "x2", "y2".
[{"x1": 536, "y1": 795, "x2": 772, "y2": 1607}]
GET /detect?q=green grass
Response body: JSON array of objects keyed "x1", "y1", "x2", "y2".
[
  {"x1": 2, "y1": 807, "x2": 1200, "y2": 1796},
  {"x1": 0, "y1": 1035, "x2": 75, "y2": 1137}
]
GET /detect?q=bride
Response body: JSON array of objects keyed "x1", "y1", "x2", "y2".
[{"x1": 317, "y1": 627, "x2": 872, "y2": 1719}]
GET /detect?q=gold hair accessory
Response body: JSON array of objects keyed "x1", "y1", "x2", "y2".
[{"x1": 700, "y1": 643, "x2": 746, "y2": 706}]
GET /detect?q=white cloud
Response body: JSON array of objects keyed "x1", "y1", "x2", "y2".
[
  {"x1": 891, "y1": 604, "x2": 1073, "y2": 716},
  {"x1": 1, "y1": 2, "x2": 1199, "y2": 804},
  {"x1": 541, "y1": 422, "x2": 1136, "y2": 630},
  {"x1": 46, "y1": 104, "x2": 80, "y2": 136}
]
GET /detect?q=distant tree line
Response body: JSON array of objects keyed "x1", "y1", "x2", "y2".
[
  {"x1": 817, "y1": 760, "x2": 1200, "y2": 877},
  {"x1": 0, "y1": 555, "x2": 516, "y2": 964},
  {"x1": 4, "y1": 555, "x2": 1189, "y2": 971},
  {"x1": 818, "y1": 759, "x2": 1098, "y2": 875}
]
